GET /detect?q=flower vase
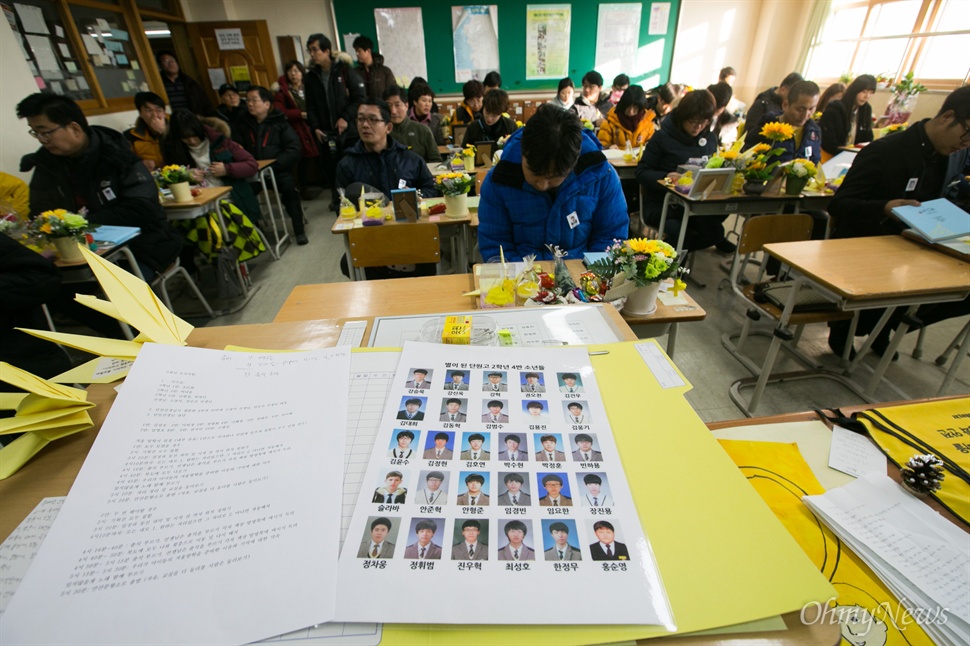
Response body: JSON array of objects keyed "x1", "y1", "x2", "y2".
[
  {"x1": 169, "y1": 181, "x2": 193, "y2": 203},
  {"x1": 463, "y1": 155, "x2": 476, "y2": 172},
  {"x1": 784, "y1": 175, "x2": 809, "y2": 196},
  {"x1": 742, "y1": 180, "x2": 768, "y2": 196},
  {"x1": 444, "y1": 192, "x2": 469, "y2": 217},
  {"x1": 886, "y1": 94, "x2": 916, "y2": 125},
  {"x1": 53, "y1": 236, "x2": 84, "y2": 263},
  {"x1": 623, "y1": 281, "x2": 662, "y2": 316}
]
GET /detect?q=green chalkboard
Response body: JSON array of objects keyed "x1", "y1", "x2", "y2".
[{"x1": 333, "y1": 1, "x2": 680, "y2": 95}]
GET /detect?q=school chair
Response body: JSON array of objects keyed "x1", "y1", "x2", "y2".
[
  {"x1": 151, "y1": 259, "x2": 217, "y2": 319},
  {"x1": 347, "y1": 222, "x2": 441, "y2": 281},
  {"x1": 911, "y1": 319, "x2": 970, "y2": 396}
]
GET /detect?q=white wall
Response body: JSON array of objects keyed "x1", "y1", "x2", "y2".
[{"x1": 1, "y1": 18, "x2": 48, "y2": 181}]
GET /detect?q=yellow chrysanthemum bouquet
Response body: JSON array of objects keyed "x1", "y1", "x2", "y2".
[
  {"x1": 28, "y1": 208, "x2": 89, "y2": 240},
  {"x1": 590, "y1": 237, "x2": 683, "y2": 287},
  {"x1": 153, "y1": 164, "x2": 195, "y2": 188},
  {"x1": 434, "y1": 172, "x2": 473, "y2": 196}
]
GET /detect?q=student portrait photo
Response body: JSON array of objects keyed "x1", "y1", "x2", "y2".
[
  {"x1": 589, "y1": 520, "x2": 630, "y2": 561},
  {"x1": 571, "y1": 433, "x2": 603, "y2": 462},
  {"x1": 520, "y1": 371, "x2": 546, "y2": 393},
  {"x1": 460, "y1": 432, "x2": 490, "y2": 460},
  {"x1": 497, "y1": 433, "x2": 529, "y2": 461},
  {"x1": 557, "y1": 372, "x2": 585, "y2": 393},
  {"x1": 405, "y1": 368, "x2": 432, "y2": 390},
  {"x1": 563, "y1": 400, "x2": 590, "y2": 424},
  {"x1": 522, "y1": 400, "x2": 548, "y2": 419},
  {"x1": 497, "y1": 519, "x2": 536, "y2": 561},
  {"x1": 403, "y1": 518, "x2": 444, "y2": 559},
  {"x1": 578, "y1": 472, "x2": 614, "y2": 507},
  {"x1": 451, "y1": 518, "x2": 488, "y2": 560},
  {"x1": 481, "y1": 399, "x2": 510, "y2": 423},
  {"x1": 482, "y1": 370, "x2": 508, "y2": 392},
  {"x1": 372, "y1": 470, "x2": 407, "y2": 504},
  {"x1": 357, "y1": 516, "x2": 398, "y2": 559},
  {"x1": 397, "y1": 396, "x2": 426, "y2": 421},
  {"x1": 415, "y1": 470, "x2": 448, "y2": 505},
  {"x1": 444, "y1": 369, "x2": 469, "y2": 391},
  {"x1": 537, "y1": 472, "x2": 573, "y2": 506},
  {"x1": 542, "y1": 520, "x2": 583, "y2": 561},
  {"x1": 456, "y1": 472, "x2": 490, "y2": 506},
  {"x1": 422, "y1": 431, "x2": 454, "y2": 460},
  {"x1": 534, "y1": 434, "x2": 565, "y2": 462},
  {"x1": 496, "y1": 472, "x2": 532, "y2": 506},
  {"x1": 387, "y1": 429, "x2": 418, "y2": 458},
  {"x1": 439, "y1": 397, "x2": 468, "y2": 422}
]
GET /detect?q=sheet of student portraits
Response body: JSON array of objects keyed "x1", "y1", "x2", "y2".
[
  {"x1": 2, "y1": 344, "x2": 351, "y2": 645},
  {"x1": 335, "y1": 342, "x2": 674, "y2": 626}
]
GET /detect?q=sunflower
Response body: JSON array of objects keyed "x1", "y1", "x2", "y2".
[
  {"x1": 722, "y1": 150, "x2": 739, "y2": 160},
  {"x1": 759, "y1": 121, "x2": 795, "y2": 142}
]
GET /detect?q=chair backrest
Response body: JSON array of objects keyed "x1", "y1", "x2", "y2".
[
  {"x1": 348, "y1": 223, "x2": 441, "y2": 268},
  {"x1": 737, "y1": 214, "x2": 814, "y2": 256},
  {"x1": 475, "y1": 168, "x2": 490, "y2": 194}
]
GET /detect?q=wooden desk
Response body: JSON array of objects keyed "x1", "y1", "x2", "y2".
[
  {"x1": 654, "y1": 180, "x2": 833, "y2": 254},
  {"x1": 742, "y1": 236, "x2": 970, "y2": 412},
  {"x1": 608, "y1": 156, "x2": 638, "y2": 179}
]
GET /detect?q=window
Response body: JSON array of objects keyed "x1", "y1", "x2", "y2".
[
  {"x1": 803, "y1": 0, "x2": 970, "y2": 90},
  {"x1": 5, "y1": 0, "x2": 185, "y2": 114}
]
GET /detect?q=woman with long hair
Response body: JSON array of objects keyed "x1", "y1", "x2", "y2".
[{"x1": 820, "y1": 74, "x2": 876, "y2": 156}]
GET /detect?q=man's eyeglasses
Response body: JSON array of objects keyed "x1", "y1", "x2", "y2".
[
  {"x1": 356, "y1": 116, "x2": 386, "y2": 125},
  {"x1": 28, "y1": 125, "x2": 65, "y2": 141}
]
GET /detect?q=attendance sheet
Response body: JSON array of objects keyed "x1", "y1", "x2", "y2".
[{"x1": 335, "y1": 342, "x2": 674, "y2": 627}]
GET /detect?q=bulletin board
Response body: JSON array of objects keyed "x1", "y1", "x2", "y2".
[{"x1": 333, "y1": 1, "x2": 680, "y2": 95}]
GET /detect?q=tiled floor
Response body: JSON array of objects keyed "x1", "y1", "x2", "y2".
[{"x1": 189, "y1": 193, "x2": 969, "y2": 423}]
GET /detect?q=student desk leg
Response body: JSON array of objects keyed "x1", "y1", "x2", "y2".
[{"x1": 256, "y1": 166, "x2": 287, "y2": 259}]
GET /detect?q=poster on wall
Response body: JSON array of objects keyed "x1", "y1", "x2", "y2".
[
  {"x1": 375, "y1": 7, "x2": 427, "y2": 86},
  {"x1": 452, "y1": 5, "x2": 499, "y2": 83},
  {"x1": 648, "y1": 2, "x2": 670, "y2": 36},
  {"x1": 525, "y1": 4, "x2": 570, "y2": 80},
  {"x1": 595, "y1": 4, "x2": 642, "y2": 81}
]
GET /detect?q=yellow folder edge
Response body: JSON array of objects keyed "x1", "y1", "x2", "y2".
[{"x1": 377, "y1": 340, "x2": 835, "y2": 645}]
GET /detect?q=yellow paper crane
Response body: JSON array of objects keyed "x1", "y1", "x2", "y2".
[
  {"x1": 17, "y1": 245, "x2": 194, "y2": 383},
  {"x1": 0, "y1": 362, "x2": 95, "y2": 479}
]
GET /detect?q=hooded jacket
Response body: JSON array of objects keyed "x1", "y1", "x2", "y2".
[
  {"x1": 21, "y1": 125, "x2": 182, "y2": 272},
  {"x1": 335, "y1": 137, "x2": 437, "y2": 198},
  {"x1": 232, "y1": 108, "x2": 302, "y2": 173},
  {"x1": 124, "y1": 117, "x2": 167, "y2": 168},
  {"x1": 597, "y1": 106, "x2": 656, "y2": 149},
  {"x1": 274, "y1": 74, "x2": 319, "y2": 159},
  {"x1": 478, "y1": 128, "x2": 628, "y2": 262},
  {"x1": 359, "y1": 52, "x2": 396, "y2": 100},
  {"x1": 305, "y1": 51, "x2": 366, "y2": 142}
]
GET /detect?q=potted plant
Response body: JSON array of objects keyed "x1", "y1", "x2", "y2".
[
  {"x1": 434, "y1": 172, "x2": 474, "y2": 217},
  {"x1": 587, "y1": 238, "x2": 684, "y2": 316},
  {"x1": 740, "y1": 122, "x2": 792, "y2": 194},
  {"x1": 782, "y1": 159, "x2": 817, "y2": 195},
  {"x1": 28, "y1": 209, "x2": 89, "y2": 262},
  {"x1": 154, "y1": 164, "x2": 195, "y2": 202},
  {"x1": 886, "y1": 72, "x2": 926, "y2": 125}
]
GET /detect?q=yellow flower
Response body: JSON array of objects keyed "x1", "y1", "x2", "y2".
[
  {"x1": 722, "y1": 150, "x2": 739, "y2": 160},
  {"x1": 759, "y1": 121, "x2": 794, "y2": 142},
  {"x1": 41, "y1": 223, "x2": 52, "y2": 233},
  {"x1": 750, "y1": 143, "x2": 771, "y2": 154}
]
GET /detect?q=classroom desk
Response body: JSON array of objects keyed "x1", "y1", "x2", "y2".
[
  {"x1": 427, "y1": 161, "x2": 488, "y2": 177},
  {"x1": 53, "y1": 235, "x2": 141, "y2": 284},
  {"x1": 251, "y1": 158, "x2": 287, "y2": 259},
  {"x1": 607, "y1": 156, "x2": 638, "y2": 179},
  {"x1": 654, "y1": 180, "x2": 833, "y2": 254},
  {"x1": 331, "y1": 212, "x2": 472, "y2": 281},
  {"x1": 740, "y1": 236, "x2": 970, "y2": 413}
]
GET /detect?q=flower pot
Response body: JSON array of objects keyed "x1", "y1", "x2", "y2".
[
  {"x1": 623, "y1": 281, "x2": 662, "y2": 316},
  {"x1": 742, "y1": 180, "x2": 768, "y2": 195},
  {"x1": 53, "y1": 236, "x2": 84, "y2": 263},
  {"x1": 444, "y1": 193, "x2": 469, "y2": 217},
  {"x1": 463, "y1": 155, "x2": 476, "y2": 172},
  {"x1": 169, "y1": 181, "x2": 193, "y2": 203},
  {"x1": 784, "y1": 175, "x2": 809, "y2": 196}
]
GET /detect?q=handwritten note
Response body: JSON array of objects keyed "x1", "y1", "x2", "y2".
[{"x1": 827, "y1": 425, "x2": 887, "y2": 477}]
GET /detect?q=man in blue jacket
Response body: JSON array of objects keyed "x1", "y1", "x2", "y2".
[{"x1": 478, "y1": 104, "x2": 628, "y2": 262}]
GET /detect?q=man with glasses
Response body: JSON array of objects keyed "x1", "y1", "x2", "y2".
[
  {"x1": 17, "y1": 93, "x2": 181, "y2": 281},
  {"x1": 304, "y1": 33, "x2": 365, "y2": 212},
  {"x1": 827, "y1": 86, "x2": 970, "y2": 358}
]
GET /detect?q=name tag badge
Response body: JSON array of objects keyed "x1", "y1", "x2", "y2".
[
  {"x1": 398, "y1": 179, "x2": 407, "y2": 189},
  {"x1": 805, "y1": 146, "x2": 812, "y2": 157},
  {"x1": 906, "y1": 177, "x2": 918, "y2": 192},
  {"x1": 102, "y1": 187, "x2": 116, "y2": 201},
  {"x1": 566, "y1": 211, "x2": 580, "y2": 229}
]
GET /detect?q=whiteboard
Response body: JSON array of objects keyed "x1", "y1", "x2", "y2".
[{"x1": 369, "y1": 304, "x2": 625, "y2": 348}]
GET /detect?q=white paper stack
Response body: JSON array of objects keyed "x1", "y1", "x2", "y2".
[{"x1": 803, "y1": 473, "x2": 970, "y2": 646}]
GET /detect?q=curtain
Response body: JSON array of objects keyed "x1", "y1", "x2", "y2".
[{"x1": 795, "y1": 0, "x2": 834, "y2": 73}]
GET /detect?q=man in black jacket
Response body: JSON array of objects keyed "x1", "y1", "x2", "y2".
[
  {"x1": 17, "y1": 93, "x2": 182, "y2": 278},
  {"x1": 745, "y1": 72, "x2": 803, "y2": 131},
  {"x1": 235, "y1": 86, "x2": 308, "y2": 244},
  {"x1": 305, "y1": 33, "x2": 366, "y2": 211},
  {"x1": 156, "y1": 50, "x2": 215, "y2": 117}
]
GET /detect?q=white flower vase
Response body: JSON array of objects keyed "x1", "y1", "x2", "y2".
[
  {"x1": 463, "y1": 155, "x2": 476, "y2": 172},
  {"x1": 444, "y1": 193, "x2": 469, "y2": 217},
  {"x1": 170, "y1": 181, "x2": 193, "y2": 203},
  {"x1": 53, "y1": 236, "x2": 84, "y2": 263},
  {"x1": 623, "y1": 281, "x2": 662, "y2": 316}
]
